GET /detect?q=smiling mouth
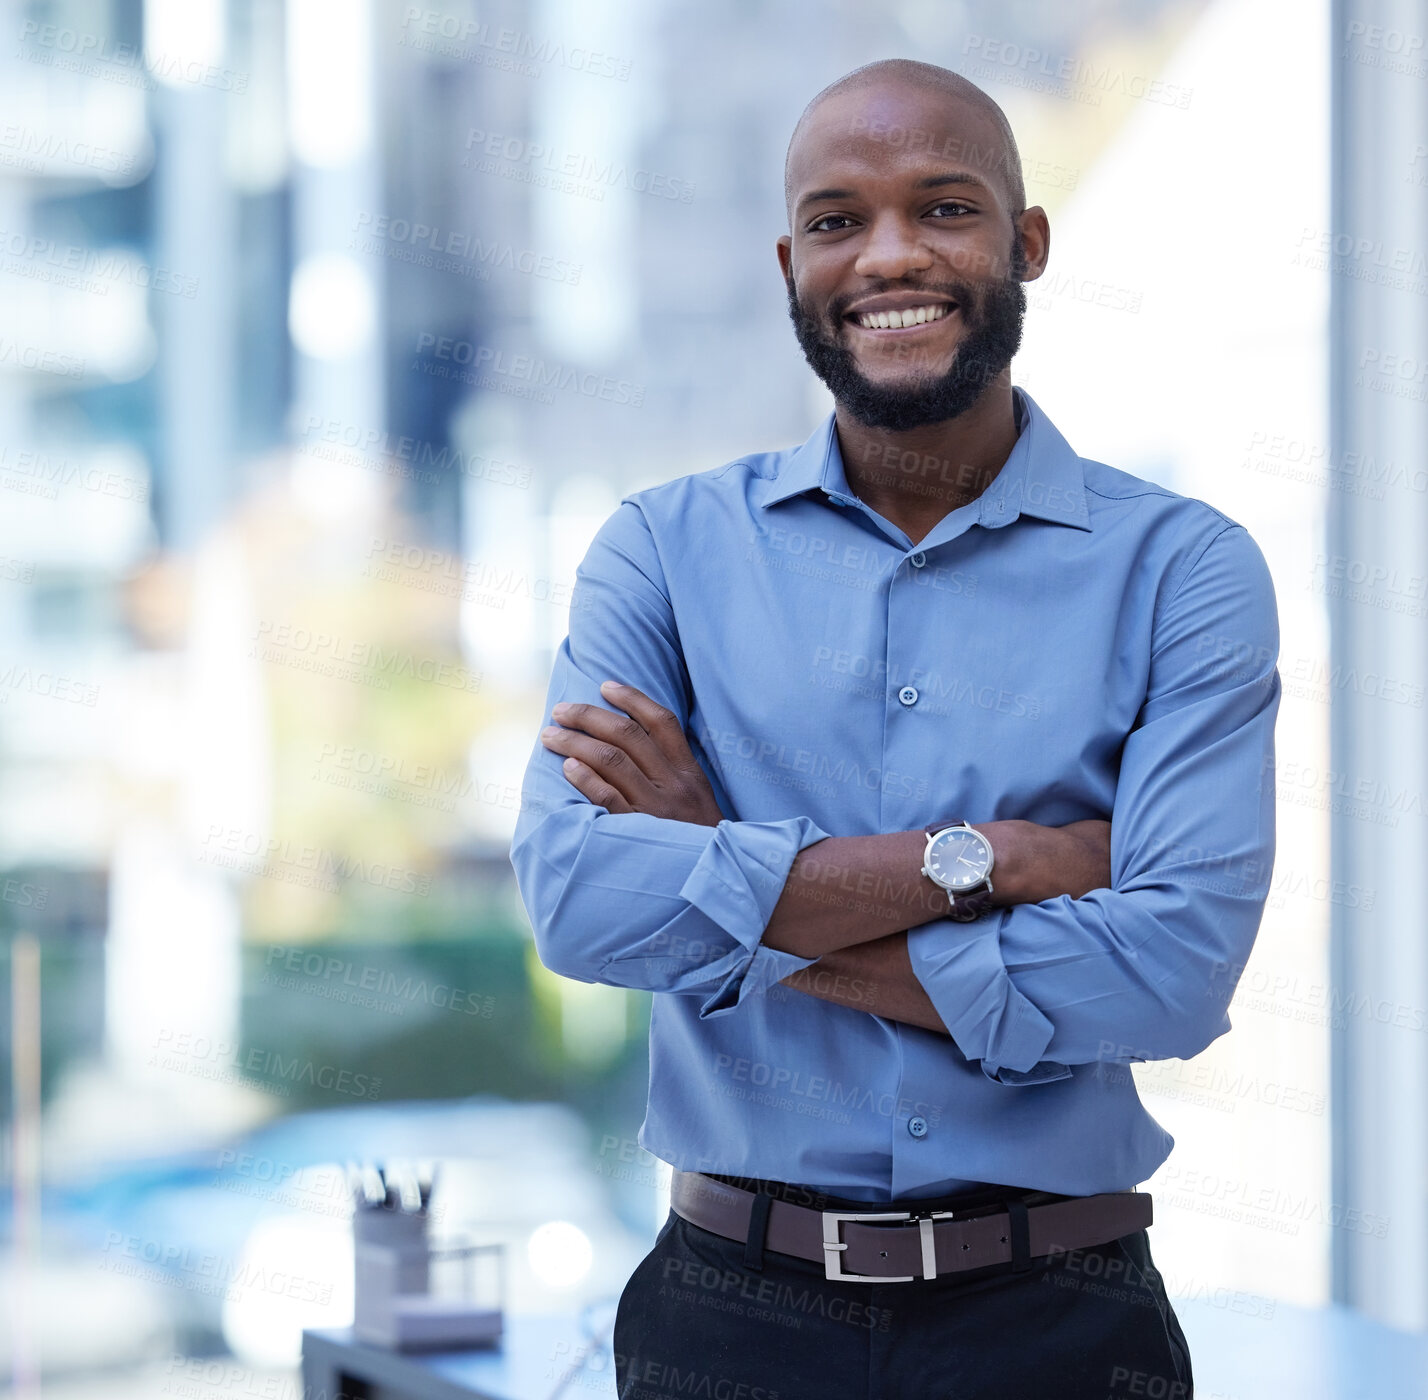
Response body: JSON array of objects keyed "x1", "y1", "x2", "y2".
[{"x1": 847, "y1": 303, "x2": 956, "y2": 332}]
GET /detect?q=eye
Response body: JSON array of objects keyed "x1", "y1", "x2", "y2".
[
  {"x1": 807, "y1": 213, "x2": 856, "y2": 233},
  {"x1": 928, "y1": 201, "x2": 973, "y2": 218}
]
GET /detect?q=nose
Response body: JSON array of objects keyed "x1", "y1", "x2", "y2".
[{"x1": 853, "y1": 212, "x2": 934, "y2": 282}]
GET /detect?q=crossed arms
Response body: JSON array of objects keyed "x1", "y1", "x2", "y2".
[
  {"x1": 508, "y1": 500, "x2": 1280, "y2": 1082},
  {"x1": 536, "y1": 678, "x2": 1112, "y2": 1036}
]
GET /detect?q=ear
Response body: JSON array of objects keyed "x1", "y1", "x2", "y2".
[
  {"x1": 1016, "y1": 206, "x2": 1051, "y2": 282},
  {"x1": 775, "y1": 233, "x2": 793, "y2": 283}
]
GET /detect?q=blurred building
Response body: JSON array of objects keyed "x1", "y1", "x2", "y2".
[{"x1": 7, "y1": 0, "x2": 1420, "y2": 1389}]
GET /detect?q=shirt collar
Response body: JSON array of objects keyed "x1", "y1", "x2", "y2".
[
  {"x1": 756, "y1": 410, "x2": 845, "y2": 509},
  {"x1": 756, "y1": 386, "x2": 1093, "y2": 533}
]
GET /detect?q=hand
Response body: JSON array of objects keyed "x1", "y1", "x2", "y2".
[{"x1": 540, "y1": 680, "x2": 725, "y2": 827}]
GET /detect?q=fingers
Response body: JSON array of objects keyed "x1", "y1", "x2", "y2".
[
  {"x1": 541, "y1": 716, "x2": 659, "y2": 810},
  {"x1": 547, "y1": 686, "x2": 672, "y2": 784},
  {"x1": 594, "y1": 680, "x2": 699, "y2": 770},
  {"x1": 541, "y1": 680, "x2": 682, "y2": 811},
  {"x1": 554, "y1": 754, "x2": 636, "y2": 814}
]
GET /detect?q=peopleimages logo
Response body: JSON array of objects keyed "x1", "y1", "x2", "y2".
[
  {"x1": 200, "y1": 824, "x2": 436, "y2": 898},
  {"x1": 711, "y1": 1053, "x2": 942, "y2": 1125},
  {"x1": 0, "y1": 121, "x2": 138, "y2": 177},
  {"x1": 350, "y1": 213, "x2": 582, "y2": 285},
  {"x1": 461, "y1": 128, "x2": 695, "y2": 203},
  {"x1": 18, "y1": 20, "x2": 250, "y2": 91},
  {"x1": 0, "y1": 337, "x2": 84, "y2": 377},
  {"x1": 399, "y1": 7, "x2": 633, "y2": 81},
  {"x1": 413, "y1": 333, "x2": 645, "y2": 407},
  {"x1": 961, "y1": 35, "x2": 1193, "y2": 108},
  {"x1": 0, "y1": 228, "x2": 199, "y2": 296}
]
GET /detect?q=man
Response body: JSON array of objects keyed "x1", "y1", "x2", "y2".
[{"x1": 510, "y1": 58, "x2": 1277, "y2": 1399}]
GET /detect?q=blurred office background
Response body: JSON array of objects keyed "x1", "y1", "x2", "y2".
[{"x1": 1, "y1": 0, "x2": 1425, "y2": 1394}]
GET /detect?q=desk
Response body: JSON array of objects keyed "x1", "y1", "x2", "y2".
[{"x1": 302, "y1": 1315, "x2": 616, "y2": 1400}]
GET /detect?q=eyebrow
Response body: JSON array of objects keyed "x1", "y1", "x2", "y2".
[{"x1": 796, "y1": 171, "x2": 990, "y2": 215}]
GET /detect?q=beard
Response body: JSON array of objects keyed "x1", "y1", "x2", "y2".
[{"x1": 784, "y1": 230, "x2": 1027, "y2": 432}]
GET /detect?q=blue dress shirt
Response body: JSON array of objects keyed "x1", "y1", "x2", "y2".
[{"x1": 509, "y1": 386, "x2": 1280, "y2": 1199}]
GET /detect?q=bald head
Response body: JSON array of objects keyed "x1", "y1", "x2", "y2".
[{"x1": 784, "y1": 59, "x2": 1026, "y2": 225}]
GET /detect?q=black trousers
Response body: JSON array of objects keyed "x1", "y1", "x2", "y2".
[{"x1": 613, "y1": 1177, "x2": 1193, "y2": 1400}]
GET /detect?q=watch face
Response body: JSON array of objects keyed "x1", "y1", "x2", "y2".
[{"x1": 927, "y1": 827, "x2": 992, "y2": 888}]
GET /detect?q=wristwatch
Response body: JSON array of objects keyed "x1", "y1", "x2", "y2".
[{"x1": 922, "y1": 821, "x2": 996, "y2": 922}]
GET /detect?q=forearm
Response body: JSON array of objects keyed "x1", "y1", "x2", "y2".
[
  {"x1": 762, "y1": 818, "x2": 1111, "y2": 960},
  {"x1": 760, "y1": 831, "x2": 940, "y2": 959},
  {"x1": 773, "y1": 931, "x2": 950, "y2": 1034},
  {"x1": 776, "y1": 818, "x2": 1114, "y2": 1031}
]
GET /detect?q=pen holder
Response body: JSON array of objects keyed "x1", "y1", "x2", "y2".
[{"x1": 350, "y1": 1163, "x2": 504, "y2": 1352}]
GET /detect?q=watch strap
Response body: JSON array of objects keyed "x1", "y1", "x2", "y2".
[{"x1": 946, "y1": 889, "x2": 995, "y2": 923}]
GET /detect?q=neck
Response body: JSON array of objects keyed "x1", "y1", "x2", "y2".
[{"x1": 833, "y1": 376, "x2": 1021, "y2": 532}]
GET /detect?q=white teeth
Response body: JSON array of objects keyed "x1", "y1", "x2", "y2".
[{"x1": 856, "y1": 304, "x2": 949, "y2": 329}]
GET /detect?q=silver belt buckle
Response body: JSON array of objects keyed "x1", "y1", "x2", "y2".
[
  {"x1": 821, "y1": 1209, "x2": 912, "y2": 1282},
  {"x1": 821, "y1": 1207, "x2": 962, "y2": 1282}
]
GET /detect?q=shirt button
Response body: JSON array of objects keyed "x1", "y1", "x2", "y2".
[
  {"x1": 909, "y1": 552, "x2": 926, "y2": 568},
  {"x1": 908, "y1": 1116, "x2": 929, "y2": 1138},
  {"x1": 898, "y1": 686, "x2": 919, "y2": 706}
]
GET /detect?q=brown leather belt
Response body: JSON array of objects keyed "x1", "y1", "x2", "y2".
[{"x1": 670, "y1": 1171, "x2": 1153, "y2": 1283}]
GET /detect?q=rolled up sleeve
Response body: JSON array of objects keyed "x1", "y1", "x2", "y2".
[
  {"x1": 509, "y1": 498, "x2": 829, "y2": 1017},
  {"x1": 908, "y1": 523, "x2": 1280, "y2": 1083}
]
